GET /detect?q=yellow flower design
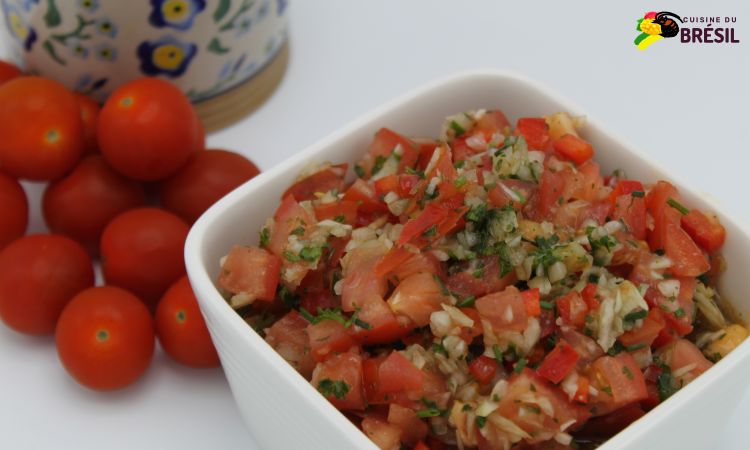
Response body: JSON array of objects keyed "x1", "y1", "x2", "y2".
[
  {"x1": 9, "y1": 12, "x2": 29, "y2": 41},
  {"x1": 639, "y1": 18, "x2": 662, "y2": 36},
  {"x1": 153, "y1": 44, "x2": 186, "y2": 71},
  {"x1": 137, "y1": 36, "x2": 197, "y2": 77}
]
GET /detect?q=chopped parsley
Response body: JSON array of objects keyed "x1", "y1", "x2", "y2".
[
  {"x1": 416, "y1": 398, "x2": 447, "y2": 418},
  {"x1": 625, "y1": 343, "x2": 647, "y2": 352},
  {"x1": 454, "y1": 175, "x2": 467, "y2": 188},
  {"x1": 514, "y1": 357, "x2": 527, "y2": 374},
  {"x1": 433, "y1": 274, "x2": 450, "y2": 296},
  {"x1": 283, "y1": 251, "x2": 301, "y2": 262},
  {"x1": 259, "y1": 227, "x2": 270, "y2": 247},
  {"x1": 530, "y1": 235, "x2": 561, "y2": 269},
  {"x1": 601, "y1": 386, "x2": 613, "y2": 396},
  {"x1": 657, "y1": 367, "x2": 680, "y2": 401},
  {"x1": 299, "y1": 307, "x2": 365, "y2": 329},
  {"x1": 278, "y1": 285, "x2": 300, "y2": 309},
  {"x1": 475, "y1": 416, "x2": 487, "y2": 428},
  {"x1": 422, "y1": 224, "x2": 438, "y2": 237},
  {"x1": 623, "y1": 309, "x2": 648, "y2": 322},
  {"x1": 462, "y1": 404, "x2": 472, "y2": 412},
  {"x1": 317, "y1": 379, "x2": 350, "y2": 399},
  {"x1": 450, "y1": 120, "x2": 466, "y2": 137},
  {"x1": 454, "y1": 159, "x2": 465, "y2": 169},
  {"x1": 492, "y1": 344, "x2": 504, "y2": 363},
  {"x1": 622, "y1": 366, "x2": 634, "y2": 380},
  {"x1": 456, "y1": 295, "x2": 476, "y2": 308},
  {"x1": 540, "y1": 300, "x2": 554, "y2": 310},
  {"x1": 666, "y1": 197, "x2": 690, "y2": 215},
  {"x1": 299, "y1": 246, "x2": 323, "y2": 263},
  {"x1": 674, "y1": 308, "x2": 686, "y2": 318},
  {"x1": 405, "y1": 166, "x2": 425, "y2": 178},
  {"x1": 631, "y1": 191, "x2": 645, "y2": 198},
  {"x1": 371, "y1": 155, "x2": 387, "y2": 176},
  {"x1": 432, "y1": 342, "x2": 448, "y2": 357},
  {"x1": 354, "y1": 164, "x2": 365, "y2": 178},
  {"x1": 290, "y1": 226, "x2": 305, "y2": 236}
]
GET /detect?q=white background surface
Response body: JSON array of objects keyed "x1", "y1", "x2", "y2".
[{"x1": 1, "y1": 1, "x2": 749, "y2": 449}]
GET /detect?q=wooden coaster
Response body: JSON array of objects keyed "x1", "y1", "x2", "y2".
[{"x1": 194, "y1": 42, "x2": 290, "y2": 132}]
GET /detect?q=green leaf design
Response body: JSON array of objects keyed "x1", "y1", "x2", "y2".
[
  {"x1": 636, "y1": 18, "x2": 644, "y2": 32},
  {"x1": 634, "y1": 32, "x2": 649, "y2": 46},
  {"x1": 213, "y1": 0, "x2": 232, "y2": 22},
  {"x1": 207, "y1": 37, "x2": 230, "y2": 55},
  {"x1": 44, "y1": 0, "x2": 62, "y2": 28},
  {"x1": 42, "y1": 40, "x2": 66, "y2": 65}
]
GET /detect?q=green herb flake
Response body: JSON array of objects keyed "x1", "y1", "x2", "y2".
[
  {"x1": 371, "y1": 155, "x2": 387, "y2": 176},
  {"x1": 540, "y1": 301, "x2": 554, "y2": 311},
  {"x1": 625, "y1": 343, "x2": 647, "y2": 352},
  {"x1": 259, "y1": 227, "x2": 270, "y2": 247},
  {"x1": 623, "y1": 309, "x2": 648, "y2": 322},
  {"x1": 283, "y1": 251, "x2": 301, "y2": 262},
  {"x1": 433, "y1": 274, "x2": 450, "y2": 296},
  {"x1": 333, "y1": 215, "x2": 346, "y2": 223},
  {"x1": 456, "y1": 295, "x2": 476, "y2": 308},
  {"x1": 666, "y1": 197, "x2": 690, "y2": 215},
  {"x1": 657, "y1": 368, "x2": 679, "y2": 401},
  {"x1": 454, "y1": 160, "x2": 465, "y2": 169},
  {"x1": 514, "y1": 357, "x2": 527, "y2": 374},
  {"x1": 422, "y1": 224, "x2": 438, "y2": 237},
  {"x1": 450, "y1": 120, "x2": 466, "y2": 137},
  {"x1": 278, "y1": 285, "x2": 300, "y2": 309},
  {"x1": 454, "y1": 175, "x2": 467, "y2": 188},
  {"x1": 475, "y1": 416, "x2": 487, "y2": 428},
  {"x1": 290, "y1": 226, "x2": 305, "y2": 236},
  {"x1": 622, "y1": 366, "x2": 634, "y2": 380},
  {"x1": 492, "y1": 344, "x2": 504, "y2": 363},
  {"x1": 354, "y1": 164, "x2": 365, "y2": 178},
  {"x1": 674, "y1": 308, "x2": 686, "y2": 318},
  {"x1": 432, "y1": 342, "x2": 448, "y2": 357},
  {"x1": 631, "y1": 191, "x2": 645, "y2": 198},
  {"x1": 462, "y1": 404, "x2": 473, "y2": 412},
  {"x1": 601, "y1": 386, "x2": 613, "y2": 396},
  {"x1": 317, "y1": 379, "x2": 350, "y2": 399},
  {"x1": 299, "y1": 246, "x2": 323, "y2": 263}
]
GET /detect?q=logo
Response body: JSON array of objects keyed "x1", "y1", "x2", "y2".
[
  {"x1": 634, "y1": 11, "x2": 741, "y2": 50},
  {"x1": 634, "y1": 11, "x2": 682, "y2": 50}
]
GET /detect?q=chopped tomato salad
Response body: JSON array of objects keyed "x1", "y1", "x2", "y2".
[{"x1": 219, "y1": 110, "x2": 745, "y2": 449}]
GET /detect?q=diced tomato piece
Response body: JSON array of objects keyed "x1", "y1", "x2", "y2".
[
  {"x1": 343, "y1": 178, "x2": 389, "y2": 215},
  {"x1": 521, "y1": 288, "x2": 541, "y2": 317},
  {"x1": 350, "y1": 296, "x2": 411, "y2": 345},
  {"x1": 451, "y1": 136, "x2": 478, "y2": 163},
  {"x1": 313, "y1": 200, "x2": 358, "y2": 225},
  {"x1": 577, "y1": 403, "x2": 646, "y2": 438},
  {"x1": 361, "y1": 417, "x2": 402, "y2": 450},
  {"x1": 387, "y1": 404, "x2": 428, "y2": 446},
  {"x1": 413, "y1": 441, "x2": 430, "y2": 450},
  {"x1": 376, "y1": 248, "x2": 441, "y2": 282},
  {"x1": 378, "y1": 351, "x2": 423, "y2": 394},
  {"x1": 516, "y1": 117, "x2": 550, "y2": 150},
  {"x1": 373, "y1": 174, "x2": 399, "y2": 198},
  {"x1": 588, "y1": 353, "x2": 648, "y2": 414},
  {"x1": 475, "y1": 286, "x2": 528, "y2": 332},
  {"x1": 556, "y1": 290, "x2": 589, "y2": 327},
  {"x1": 664, "y1": 221, "x2": 710, "y2": 277},
  {"x1": 282, "y1": 164, "x2": 347, "y2": 201},
  {"x1": 619, "y1": 308, "x2": 665, "y2": 348},
  {"x1": 341, "y1": 242, "x2": 388, "y2": 311},
  {"x1": 415, "y1": 140, "x2": 440, "y2": 171},
  {"x1": 473, "y1": 110, "x2": 511, "y2": 139},
  {"x1": 268, "y1": 195, "x2": 315, "y2": 256},
  {"x1": 218, "y1": 246, "x2": 280, "y2": 301},
  {"x1": 581, "y1": 283, "x2": 599, "y2": 310},
  {"x1": 300, "y1": 289, "x2": 341, "y2": 313},
  {"x1": 646, "y1": 181, "x2": 682, "y2": 252},
  {"x1": 264, "y1": 310, "x2": 315, "y2": 377},
  {"x1": 574, "y1": 375, "x2": 590, "y2": 403},
  {"x1": 397, "y1": 204, "x2": 448, "y2": 247},
  {"x1": 307, "y1": 320, "x2": 357, "y2": 362},
  {"x1": 553, "y1": 134, "x2": 594, "y2": 165},
  {"x1": 495, "y1": 369, "x2": 591, "y2": 442},
  {"x1": 469, "y1": 355, "x2": 497, "y2": 385},
  {"x1": 538, "y1": 166, "x2": 566, "y2": 219},
  {"x1": 311, "y1": 352, "x2": 365, "y2": 410},
  {"x1": 537, "y1": 340, "x2": 580, "y2": 384},
  {"x1": 613, "y1": 194, "x2": 647, "y2": 240},
  {"x1": 610, "y1": 180, "x2": 644, "y2": 202},
  {"x1": 559, "y1": 328, "x2": 604, "y2": 368},
  {"x1": 458, "y1": 307, "x2": 483, "y2": 343},
  {"x1": 359, "y1": 128, "x2": 420, "y2": 178},
  {"x1": 387, "y1": 273, "x2": 449, "y2": 327},
  {"x1": 658, "y1": 339, "x2": 713, "y2": 385},
  {"x1": 681, "y1": 209, "x2": 726, "y2": 253}
]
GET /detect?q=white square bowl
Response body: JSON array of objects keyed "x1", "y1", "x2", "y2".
[{"x1": 185, "y1": 70, "x2": 750, "y2": 450}]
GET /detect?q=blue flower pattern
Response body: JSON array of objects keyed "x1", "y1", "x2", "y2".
[
  {"x1": 137, "y1": 35, "x2": 197, "y2": 77},
  {"x1": 148, "y1": 0, "x2": 206, "y2": 31}
]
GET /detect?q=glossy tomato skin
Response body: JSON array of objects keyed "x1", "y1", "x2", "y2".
[
  {"x1": 100, "y1": 208, "x2": 189, "y2": 307},
  {"x1": 0, "y1": 171, "x2": 28, "y2": 250},
  {"x1": 43, "y1": 155, "x2": 146, "y2": 251},
  {"x1": 74, "y1": 93, "x2": 100, "y2": 154},
  {"x1": 0, "y1": 60, "x2": 21, "y2": 85},
  {"x1": 156, "y1": 276, "x2": 220, "y2": 368},
  {"x1": 0, "y1": 77, "x2": 84, "y2": 180},
  {"x1": 55, "y1": 286, "x2": 154, "y2": 390},
  {"x1": 0, "y1": 235, "x2": 94, "y2": 335},
  {"x1": 159, "y1": 149, "x2": 260, "y2": 223},
  {"x1": 98, "y1": 78, "x2": 201, "y2": 181}
]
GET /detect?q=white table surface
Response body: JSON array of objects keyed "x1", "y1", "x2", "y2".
[{"x1": 2, "y1": 1, "x2": 749, "y2": 449}]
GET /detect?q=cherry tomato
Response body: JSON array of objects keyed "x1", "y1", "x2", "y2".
[
  {"x1": 100, "y1": 208, "x2": 189, "y2": 307},
  {"x1": 0, "y1": 235, "x2": 94, "y2": 335},
  {"x1": 0, "y1": 60, "x2": 21, "y2": 85},
  {"x1": 0, "y1": 77, "x2": 84, "y2": 180},
  {"x1": 43, "y1": 155, "x2": 146, "y2": 251},
  {"x1": 0, "y1": 171, "x2": 27, "y2": 250},
  {"x1": 159, "y1": 149, "x2": 260, "y2": 224},
  {"x1": 98, "y1": 78, "x2": 202, "y2": 181},
  {"x1": 55, "y1": 286, "x2": 154, "y2": 391},
  {"x1": 74, "y1": 93, "x2": 100, "y2": 154},
  {"x1": 156, "y1": 276, "x2": 220, "y2": 368}
]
